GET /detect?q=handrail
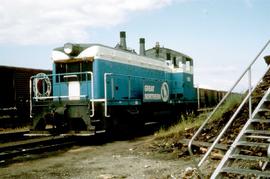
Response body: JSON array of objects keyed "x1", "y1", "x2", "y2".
[
  {"x1": 198, "y1": 64, "x2": 270, "y2": 167},
  {"x1": 211, "y1": 86, "x2": 270, "y2": 179},
  {"x1": 104, "y1": 73, "x2": 112, "y2": 117},
  {"x1": 29, "y1": 78, "x2": 33, "y2": 118},
  {"x1": 188, "y1": 40, "x2": 270, "y2": 176},
  {"x1": 103, "y1": 72, "x2": 179, "y2": 117},
  {"x1": 30, "y1": 71, "x2": 94, "y2": 117},
  {"x1": 89, "y1": 72, "x2": 94, "y2": 117}
]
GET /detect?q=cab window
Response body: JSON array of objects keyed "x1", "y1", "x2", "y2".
[{"x1": 55, "y1": 61, "x2": 92, "y2": 82}]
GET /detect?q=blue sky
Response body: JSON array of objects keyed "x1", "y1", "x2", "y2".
[{"x1": 0, "y1": 0, "x2": 270, "y2": 90}]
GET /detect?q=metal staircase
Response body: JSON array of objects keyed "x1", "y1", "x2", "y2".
[
  {"x1": 188, "y1": 40, "x2": 270, "y2": 178},
  {"x1": 211, "y1": 87, "x2": 270, "y2": 178}
]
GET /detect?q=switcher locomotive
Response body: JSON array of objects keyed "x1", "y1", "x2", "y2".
[{"x1": 30, "y1": 32, "x2": 197, "y2": 135}]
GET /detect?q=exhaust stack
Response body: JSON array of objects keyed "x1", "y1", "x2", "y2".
[
  {"x1": 155, "y1": 42, "x2": 160, "y2": 57},
  {"x1": 139, "y1": 38, "x2": 145, "y2": 56},
  {"x1": 120, "y1": 31, "x2": 127, "y2": 50}
]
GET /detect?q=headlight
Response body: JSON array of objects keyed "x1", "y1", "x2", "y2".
[
  {"x1": 64, "y1": 43, "x2": 81, "y2": 56},
  {"x1": 64, "y1": 43, "x2": 73, "y2": 54}
]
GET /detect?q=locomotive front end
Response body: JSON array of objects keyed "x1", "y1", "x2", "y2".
[{"x1": 29, "y1": 44, "x2": 97, "y2": 135}]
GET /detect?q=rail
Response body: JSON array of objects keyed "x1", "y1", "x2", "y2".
[
  {"x1": 188, "y1": 40, "x2": 270, "y2": 177},
  {"x1": 0, "y1": 136, "x2": 76, "y2": 162}
]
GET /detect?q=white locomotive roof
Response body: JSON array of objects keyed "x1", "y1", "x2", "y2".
[
  {"x1": 52, "y1": 44, "x2": 191, "y2": 73},
  {"x1": 53, "y1": 44, "x2": 167, "y2": 71}
]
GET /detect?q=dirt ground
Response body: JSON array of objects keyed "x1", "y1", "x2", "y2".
[{"x1": 0, "y1": 135, "x2": 204, "y2": 179}]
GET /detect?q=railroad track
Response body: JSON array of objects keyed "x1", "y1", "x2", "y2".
[
  {"x1": 0, "y1": 121, "x2": 171, "y2": 166},
  {"x1": 0, "y1": 129, "x2": 30, "y2": 143},
  {"x1": 0, "y1": 135, "x2": 77, "y2": 165}
]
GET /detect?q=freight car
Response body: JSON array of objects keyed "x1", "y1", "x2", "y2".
[
  {"x1": 196, "y1": 88, "x2": 227, "y2": 109},
  {"x1": 29, "y1": 31, "x2": 198, "y2": 135},
  {"x1": 0, "y1": 66, "x2": 51, "y2": 128}
]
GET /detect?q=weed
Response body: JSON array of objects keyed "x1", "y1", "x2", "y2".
[{"x1": 155, "y1": 94, "x2": 243, "y2": 140}]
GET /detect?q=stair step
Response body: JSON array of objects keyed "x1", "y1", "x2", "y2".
[
  {"x1": 257, "y1": 108, "x2": 270, "y2": 113},
  {"x1": 230, "y1": 154, "x2": 270, "y2": 162},
  {"x1": 221, "y1": 167, "x2": 270, "y2": 177},
  {"x1": 91, "y1": 120, "x2": 101, "y2": 123},
  {"x1": 236, "y1": 141, "x2": 269, "y2": 148},
  {"x1": 251, "y1": 119, "x2": 270, "y2": 123},
  {"x1": 209, "y1": 86, "x2": 270, "y2": 178},
  {"x1": 246, "y1": 135, "x2": 270, "y2": 140},
  {"x1": 95, "y1": 130, "x2": 106, "y2": 134},
  {"x1": 245, "y1": 130, "x2": 270, "y2": 135}
]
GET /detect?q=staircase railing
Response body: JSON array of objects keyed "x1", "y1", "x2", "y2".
[
  {"x1": 188, "y1": 40, "x2": 270, "y2": 177},
  {"x1": 210, "y1": 85, "x2": 270, "y2": 178}
]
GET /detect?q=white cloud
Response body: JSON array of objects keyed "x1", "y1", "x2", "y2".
[
  {"x1": 194, "y1": 65, "x2": 241, "y2": 91},
  {"x1": 0, "y1": 0, "x2": 172, "y2": 45}
]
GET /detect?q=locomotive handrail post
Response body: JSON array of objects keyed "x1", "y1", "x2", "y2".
[
  {"x1": 89, "y1": 72, "x2": 94, "y2": 117},
  {"x1": 128, "y1": 76, "x2": 131, "y2": 100},
  {"x1": 58, "y1": 74, "x2": 61, "y2": 99},
  {"x1": 188, "y1": 39, "x2": 270, "y2": 177},
  {"x1": 86, "y1": 73, "x2": 89, "y2": 99},
  {"x1": 104, "y1": 73, "x2": 112, "y2": 117},
  {"x1": 29, "y1": 77, "x2": 33, "y2": 118},
  {"x1": 197, "y1": 86, "x2": 200, "y2": 109}
]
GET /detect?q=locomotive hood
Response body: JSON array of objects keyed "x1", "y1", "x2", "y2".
[{"x1": 51, "y1": 43, "x2": 175, "y2": 73}]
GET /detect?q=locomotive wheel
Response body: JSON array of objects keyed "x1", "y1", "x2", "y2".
[{"x1": 33, "y1": 117, "x2": 46, "y2": 130}]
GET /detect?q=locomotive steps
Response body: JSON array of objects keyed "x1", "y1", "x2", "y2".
[
  {"x1": 137, "y1": 78, "x2": 267, "y2": 177},
  {"x1": 147, "y1": 42, "x2": 270, "y2": 178}
]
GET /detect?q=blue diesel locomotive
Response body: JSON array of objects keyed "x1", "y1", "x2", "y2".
[{"x1": 30, "y1": 32, "x2": 197, "y2": 135}]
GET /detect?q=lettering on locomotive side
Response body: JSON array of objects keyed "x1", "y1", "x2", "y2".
[
  {"x1": 144, "y1": 85, "x2": 155, "y2": 92},
  {"x1": 144, "y1": 93, "x2": 161, "y2": 100},
  {"x1": 143, "y1": 84, "x2": 161, "y2": 100}
]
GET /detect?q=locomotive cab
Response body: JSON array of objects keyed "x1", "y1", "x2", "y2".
[
  {"x1": 30, "y1": 52, "x2": 96, "y2": 135},
  {"x1": 53, "y1": 59, "x2": 93, "y2": 100}
]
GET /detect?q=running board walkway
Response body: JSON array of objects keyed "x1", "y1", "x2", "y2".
[{"x1": 211, "y1": 87, "x2": 270, "y2": 178}]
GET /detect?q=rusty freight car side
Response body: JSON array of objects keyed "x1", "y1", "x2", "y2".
[
  {"x1": 0, "y1": 66, "x2": 51, "y2": 128},
  {"x1": 197, "y1": 88, "x2": 226, "y2": 109}
]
